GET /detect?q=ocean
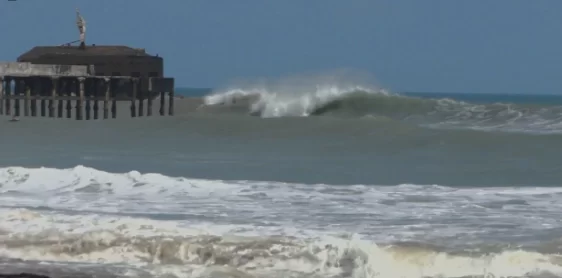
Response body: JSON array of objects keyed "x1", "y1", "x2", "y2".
[{"x1": 1, "y1": 80, "x2": 562, "y2": 278}]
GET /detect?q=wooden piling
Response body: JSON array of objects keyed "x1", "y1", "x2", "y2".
[
  {"x1": 76, "y1": 77, "x2": 84, "y2": 120},
  {"x1": 85, "y1": 79, "x2": 91, "y2": 120},
  {"x1": 5, "y1": 78, "x2": 10, "y2": 116},
  {"x1": 104, "y1": 78, "x2": 110, "y2": 119},
  {"x1": 0, "y1": 75, "x2": 174, "y2": 120},
  {"x1": 0, "y1": 77, "x2": 3, "y2": 115},
  {"x1": 160, "y1": 91, "x2": 165, "y2": 115},
  {"x1": 24, "y1": 82, "x2": 30, "y2": 117},
  {"x1": 93, "y1": 80, "x2": 99, "y2": 120},
  {"x1": 37, "y1": 80, "x2": 43, "y2": 117},
  {"x1": 40, "y1": 78, "x2": 46, "y2": 117},
  {"x1": 83, "y1": 82, "x2": 92, "y2": 120},
  {"x1": 50, "y1": 77, "x2": 57, "y2": 118},
  {"x1": 147, "y1": 91, "x2": 153, "y2": 116},
  {"x1": 57, "y1": 80, "x2": 63, "y2": 118},
  {"x1": 65, "y1": 81, "x2": 71, "y2": 118},
  {"x1": 111, "y1": 80, "x2": 117, "y2": 118},
  {"x1": 131, "y1": 78, "x2": 137, "y2": 117},
  {"x1": 30, "y1": 87, "x2": 37, "y2": 117},
  {"x1": 138, "y1": 81, "x2": 144, "y2": 117},
  {"x1": 169, "y1": 88, "x2": 174, "y2": 116},
  {"x1": 14, "y1": 97, "x2": 20, "y2": 117},
  {"x1": 85, "y1": 99, "x2": 91, "y2": 120},
  {"x1": 40, "y1": 98, "x2": 46, "y2": 117},
  {"x1": 14, "y1": 80, "x2": 22, "y2": 117}
]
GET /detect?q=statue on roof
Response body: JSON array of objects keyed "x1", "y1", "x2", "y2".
[{"x1": 76, "y1": 8, "x2": 86, "y2": 49}]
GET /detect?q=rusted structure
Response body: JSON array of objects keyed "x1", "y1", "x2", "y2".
[{"x1": 0, "y1": 8, "x2": 175, "y2": 120}]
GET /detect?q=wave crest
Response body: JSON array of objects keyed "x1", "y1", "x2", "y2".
[
  {"x1": 203, "y1": 70, "x2": 389, "y2": 118},
  {"x1": 204, "y1": 86, "x2": 389, "y2": 118}
]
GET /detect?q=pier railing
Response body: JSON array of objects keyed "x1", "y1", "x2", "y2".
[{"x1": 0, "y1": 75, "x2": 175, "y2": 120}]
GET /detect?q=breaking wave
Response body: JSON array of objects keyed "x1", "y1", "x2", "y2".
[
  {"x1": 205, "y1": 89, "x2": 562, "y2": 133},
  {"x1": 203, "y1": 85, "x2": 389, "y2": 118},
  {"x1": 2, "y1": 165, "x2": 562, "y2": 277},
  {"x1": 202, "y1": 78, "x2": 562, "y2": 134}
]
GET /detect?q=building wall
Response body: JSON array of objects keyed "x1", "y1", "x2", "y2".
[
  {"x1": 18, "y1": 55, "x2": 164, "y2": 78},
  {"x1": 0, "y1": 62, "x2": 89, "y2": 76}
]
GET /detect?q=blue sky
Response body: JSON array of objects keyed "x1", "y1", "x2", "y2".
[{"x1": 1, "y1": 0, "x2": 562, "y2": 94}]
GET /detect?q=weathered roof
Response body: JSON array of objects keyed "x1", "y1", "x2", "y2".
[{"x1": 18, "y1": 45, "x2": 153, "y2": 61}]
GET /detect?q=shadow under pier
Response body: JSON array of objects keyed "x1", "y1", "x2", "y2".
[{"x1": 0, "y1": 75, "x2": 175, "y2": 120}]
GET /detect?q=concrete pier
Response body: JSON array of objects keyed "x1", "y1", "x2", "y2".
[{"x1": 0, "y1": 74, "x2": 175, "y2": 120}]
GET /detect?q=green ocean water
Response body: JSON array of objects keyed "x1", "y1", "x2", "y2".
[
  {"x1": 1, "y1": 85, "x2": 562, "y2": 277},
  {"x1": 2, "y1": 88, "x2": 562, "y2": 186}
]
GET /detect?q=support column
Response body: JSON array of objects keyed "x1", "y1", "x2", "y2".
[
  {"x1": 65, "y1": 80, "x2": 72, "y2": 118},
  {"x1": 58, "y1": 80, "x2": 64, "y2": 118},
  {"x1": 40, "y1": 80, "x2": 46, "y2": 117},
  {"x1": 85, "y1": 79, "x2": 91, "y2": 120},
  {"x1": 159, "y1": 91, "x2": 165, "y2": 115},
  {"x1": 24, "y1": 81, "x2": 30, "y2": 117},
  {"x1": 138, "y1": 82, "x2": 144, "y2": 117},
  {"x1": 103, "y1": 78, "x2": 110, "y2": 119},
  {"x1": 111, "y1": 79, "x2": 117, "y2": 118},
  {"x1": 130, "y1": 78, "x2": 137, "y2": 117},
  {"x1": 147, "y1": 92, "x2": 153, "y2": 116},
  {"x1": 76, "y1": 77, "x2": 84, "y2": 120},
  {"x1": 5, "y1": 78, "x2": 10, "y2": 116},
  {"x1": 93, "y1": 79, "x2": 99, "y2": 120},
  {"x1": 14, "y1": 80, "x2": 21, "y2": 117},
  {"x1": 0, "y1": 77, "x2": 4, "y2": 115},
  {"x1": 168, "y1": 89, "x2": 174, "y2": 116},
  {"x1": 50, "y1": 77, "x2": 58, "y2": 117},
  {"x1": 66, "y1": 99, "x2": 72, "y2": 118},
  {"x1": 35, "y1": 79, "x2": 41, "y2": 117},
  {"x1": 40, "y1": 98, "x2": 45, "y2": 117}
]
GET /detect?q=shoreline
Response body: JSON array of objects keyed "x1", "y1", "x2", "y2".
[
  {"x1": 0, "y1": 262, "x2": 122, "y2": 278},
  {"x1": 1, "y1": 274, "x2": 50, "y2": 278}
]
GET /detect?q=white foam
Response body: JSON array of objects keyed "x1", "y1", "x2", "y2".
[
  {"x1": 203, "y1": 72, "x2": 390, "y2": 118},
  {"x1": 426, "y1": 98, "x2": 562, "y2": 134},
  {"x1": 2, "y1": 165, "x2": 562, "y2": 277},
  {"x1": 1, "y1": 209, "x2": 562, "y2": 278},
  {"x1": 1, "y1": 166, "x2": 562, "y2": 239}
]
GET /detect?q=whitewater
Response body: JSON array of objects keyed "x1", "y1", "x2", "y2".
[
  {"x1": 2, "y1": 77, "x2": 562, "y2": 278},
  {"x1": 2, "y1": 166, "x2": 562, "y2": 278}
]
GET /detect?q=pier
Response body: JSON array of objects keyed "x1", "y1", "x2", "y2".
[
  {"x1": 0, "y1": 68, "x2": 175, "y2": 120},
  {"x1": 0, "y1": 9, "x2": 176, "y2": 120}
]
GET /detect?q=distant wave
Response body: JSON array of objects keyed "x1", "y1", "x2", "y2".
[
  {"x1": 203, "y1": 70, "x2": 388, "y2": 118},
  {"x1": 204, "y1": 85, "x2": 389, "y2": 118},
  {"x1": 202, "y1": 85, "x2": 562, "y2": 134}
]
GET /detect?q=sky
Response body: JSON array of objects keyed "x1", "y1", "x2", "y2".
[{"x1": 1, "y1": 0, "x2": 562, "y2": 94}]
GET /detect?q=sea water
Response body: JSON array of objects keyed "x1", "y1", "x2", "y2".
[{"x1": 1, "y1": 79, "x2": 562, "y2": 278}]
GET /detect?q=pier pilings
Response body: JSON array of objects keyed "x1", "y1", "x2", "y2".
[{"x1": 0, "y1": 75, "x2": 175, "y2": 120}]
